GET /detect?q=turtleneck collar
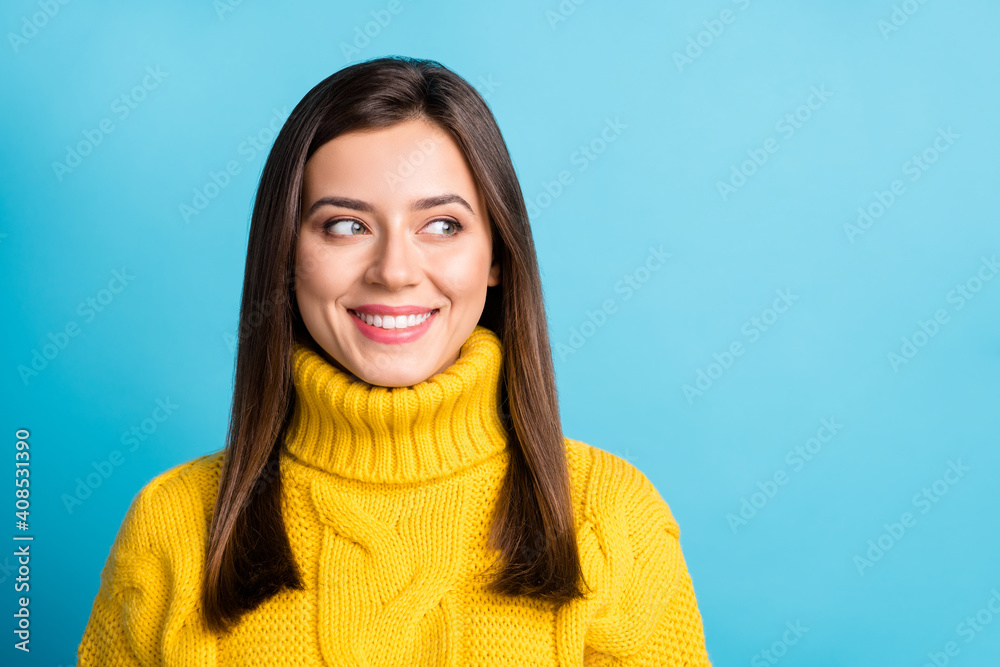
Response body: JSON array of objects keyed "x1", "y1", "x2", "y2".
[{"x1": 282, "y1": 325, "x2": 508, "y2": 484}]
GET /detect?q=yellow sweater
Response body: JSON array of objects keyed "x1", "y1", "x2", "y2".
[{"x1": 78, "y1": 325, "x2": 712, "y2": 665}]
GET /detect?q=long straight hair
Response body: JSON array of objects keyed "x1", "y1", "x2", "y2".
[{"x1": 202, "y1": 55, "x2": 589, "y2": 634}]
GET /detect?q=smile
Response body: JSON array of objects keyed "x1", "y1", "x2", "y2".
[{"x1": 349, "y1": 309, "x2": 436, "y2": 330}]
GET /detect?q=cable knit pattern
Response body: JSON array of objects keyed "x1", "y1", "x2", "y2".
[{"x1": 77, "y1": 325, "x2": 712, "y2": 665}]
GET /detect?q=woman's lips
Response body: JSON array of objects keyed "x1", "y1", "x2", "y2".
[{"x1": 348, "y1": 308, "x2": 438, "y2": 344}]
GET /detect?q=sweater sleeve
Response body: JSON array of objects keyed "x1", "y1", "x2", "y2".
[
  {"x1": 77, "y1": 478, "x2": 175, "y2": 666},
  {"x1": 583, "y1": 455, "x2": 713, "y2": 666}
]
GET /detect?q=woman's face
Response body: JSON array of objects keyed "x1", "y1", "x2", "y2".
[{"x1": 295, "y1": 118, "x2": 501, "y2": 388}]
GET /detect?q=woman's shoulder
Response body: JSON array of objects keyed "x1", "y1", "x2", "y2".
[
  {"x1": 107, "y1": 450, "x2": 224, "y2": 564},
  {"x1": 561, "y1": 436, "x2": 680, "y2": 535},
  {"x1": 561, "y1": 438, "x2": 710, "y2": 664},
  {"x1": 81, "y1": 452, "x2": 225, "y2": 661},
  {"x1": 135, "y1": 449, "x2": 224, "y2": 515},
  {"x1": 144, "y1": 449, "x2": 224, "y2": 490}
]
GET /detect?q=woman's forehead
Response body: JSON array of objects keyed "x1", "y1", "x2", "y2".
[{"x1": 302, "y1": 120, "x2": 485, "y2": 213}]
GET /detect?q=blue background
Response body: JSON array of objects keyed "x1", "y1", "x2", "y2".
[{"x1": 2, "y1": 0, "x2": 998, "y2": 664}]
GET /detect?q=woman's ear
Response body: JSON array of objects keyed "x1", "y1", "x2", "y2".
[{"x1": 488, "y1": 253, "x2": 501, "y2": 287}]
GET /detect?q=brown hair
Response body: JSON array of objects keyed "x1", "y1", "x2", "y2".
[{"x1": 202, "y1": 55, "x2": 589, "y2": 633}]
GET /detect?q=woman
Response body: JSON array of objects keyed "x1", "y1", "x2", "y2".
[{"x1": 78, "y1": 55, "x2": 712, "y2": 666}]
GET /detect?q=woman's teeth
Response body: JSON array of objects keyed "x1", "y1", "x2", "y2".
[{"x1": 351, "y1": 310, "x2": 434, "y2": 330}]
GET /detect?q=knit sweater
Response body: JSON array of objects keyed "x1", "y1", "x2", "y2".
[{"x1": 78, "y1": 325, "x2": 712, "y2": 666}]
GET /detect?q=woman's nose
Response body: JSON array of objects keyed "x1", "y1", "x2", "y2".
[{"x1": 365, "y1": 227, "x2": 421, "y2": 290}]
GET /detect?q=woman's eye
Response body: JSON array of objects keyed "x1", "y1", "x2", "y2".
[
  {"x1": 322, "y1": 218, "x2": 462, "y2": 236},
  {"x1": 424, "y1": 219, "x2": 463, "y2": 236},
  {"x1": 324, "y1": 219, "x2": 367, "y2": 235}
]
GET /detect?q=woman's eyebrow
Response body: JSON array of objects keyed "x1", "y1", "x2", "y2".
[{"x1": 305, "y1": 193, "x2": 475, "y2": 217}]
